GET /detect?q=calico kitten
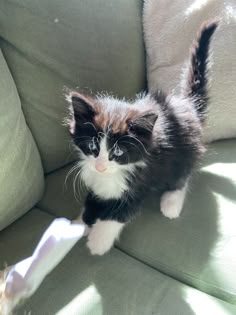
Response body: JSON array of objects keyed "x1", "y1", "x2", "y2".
[{"x1": 67, "y1": 20, "x2": 219, "y2": 255}]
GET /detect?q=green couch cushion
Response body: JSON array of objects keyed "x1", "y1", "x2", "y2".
[
  {"x1": 0, "y1": 50, "x2": 44, "y2": 231},
  {"x1": 118, "y1": 139, "x2": 236, "y2": 304},
  {"x1": 38, "y1": 162, "x2": 85, "y2": 219},
  {"x1": 1, "y1": 209, "x2": 235, "y2": 315},
  {"x1": 0, "y1": 0, "x2": 145, "y2": 172},
  {"x1": 38, "y1": 139, "x2": 236, "y2": 305}
]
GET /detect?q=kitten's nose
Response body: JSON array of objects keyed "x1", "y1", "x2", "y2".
[{"x1": 95, "y1": 159, "x2": 107, "y2": 173}]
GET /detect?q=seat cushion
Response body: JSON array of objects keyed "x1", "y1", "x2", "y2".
[
  {"x1": 0, "y1": 50, "x2": 44, "y2": 231},
  {"x1": 38, "y1": 139, "x2": 236, "y2": 305},
  {"x1": 0, "y1": 0, "x2": 145, "y2": 172},
  {"x1": 0, "y1": 208, "x2": 235, "y2": 315},
  {"x1": 118, "y1": 139, "x2": 236, "y2": 304}
]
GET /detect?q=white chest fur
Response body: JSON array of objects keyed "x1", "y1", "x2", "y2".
[{"x1": 80, "y1": 164, "x2": 131, "y2": 199}]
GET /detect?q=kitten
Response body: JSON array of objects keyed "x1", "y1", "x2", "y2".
[{"x1": 67, "y1": 19, "x2": 219, "y2": 255}]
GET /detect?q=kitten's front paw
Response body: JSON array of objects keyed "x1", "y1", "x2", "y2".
[
  {"x1": 160, "y1": 189, "x2": 185, "y2": 219},
  {"x1": 87, "y1": 229, "x2": 114, "y2": 256},
  {"x1": 86, "y1": 219, "x2": 124, "y2": 255}
]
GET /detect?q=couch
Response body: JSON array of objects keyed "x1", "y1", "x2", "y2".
[{"x1": 0, "y1": 1, "x2": 235, "y2": 314}]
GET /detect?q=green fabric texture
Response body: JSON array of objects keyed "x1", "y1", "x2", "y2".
[
  {"x1": 38, "y1": 140, "x2": 236, "y2": 305},
  {"x1": 0, "y1": 0, "x2": 146, "y2": 173},
  {"x1": 38, "y1": 163, "x2": 86, "y2": 219},
  {"x1": 118, "y1": 139, "x2": 236, "y2": 304},
  {"x1": 0, "y1": 50, "x2": 44, "y2": 231},
  {"x1": 0, "y1": 208, "x2": 235, "y2": 315}
]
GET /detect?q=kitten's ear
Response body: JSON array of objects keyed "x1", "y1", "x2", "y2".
[
  {"x1": 128, "y1": 112, "x2": 158, "y2": 137},
  {"x1": 67, "y1": 92, "x2": 96, "y2": 134}
]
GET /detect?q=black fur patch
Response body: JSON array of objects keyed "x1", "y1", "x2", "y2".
[{"x1": 183, "y1": 18, "x2": 220, "y2": 121}]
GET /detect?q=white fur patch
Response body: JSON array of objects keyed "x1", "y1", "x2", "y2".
[
  {"x1": 87, "y1": 220, "x2": 125, "y2": 255},
  {"x1": 160, "y1": 184, "x2": 188, "y2": 219},
  {"x1": 79, "y1": 137, "x2": 146, "y2": 199}
]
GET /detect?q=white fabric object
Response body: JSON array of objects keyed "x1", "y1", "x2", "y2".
[
  {"x1": 143, "y1": 0, "x2": 236, "y2": 142},
  {"x1": 2, "y1": 218, "x2": 86, "y2": 314}
]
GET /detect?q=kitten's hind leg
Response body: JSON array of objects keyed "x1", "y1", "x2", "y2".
[{"x1": 160, "y1": 181, "x2": 188, "y2": 219}]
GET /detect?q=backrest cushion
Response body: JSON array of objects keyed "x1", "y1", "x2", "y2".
[
  {"x1": 143, "y1": 0, "x2": 236, "y2": 142},
  {"x1": 0, "y1": 0, "x2": 145, "y2": 172},
  {"x1": 0, "y1": 50, "x2": 44, "y2": 230}
]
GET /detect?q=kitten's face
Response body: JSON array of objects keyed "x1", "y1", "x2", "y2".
[{"x1": 68, "y1": 92, "x2": 158, "y2": 174}]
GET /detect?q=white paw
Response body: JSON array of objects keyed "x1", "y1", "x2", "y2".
[
  {"x1": 87, "y1": 231, "x2": 114, "y2": 255},
  {"x1": 86, "y1": 220, "x2": 124, "y2": 255},
  {"x1": 160, "y1": 188, "x2": 186, "y2": 219}
]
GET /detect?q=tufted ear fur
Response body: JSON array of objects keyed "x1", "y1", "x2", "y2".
[
  {"x1": 128, "y1": 112, "x2": 158, "y2": 138},
  {"x1": 68, "y1": 92, "x2": 96, "y2": 134}
]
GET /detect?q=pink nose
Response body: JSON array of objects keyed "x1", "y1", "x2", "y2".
[{"x1": 95, "y1": 162, "x2": 107, "y2": 173}]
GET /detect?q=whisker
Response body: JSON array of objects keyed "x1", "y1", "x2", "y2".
[
  {"x1": 121, "y1": 141, "x2": 145, "y2": 159},
  {"x1": 124, "y1": 135, "x2": 151, "y2": 156},
  {"x1": 65, "y1": 143, "x2": 78, "y2": 163},
  {"x1": 74, "y1": 139, "x2": 91, "y2": 146},
  {"x1": 64, "y1": 162, "x2": 87, "y2": 204},
  {"x1": 74, "y1": 172, "x2": 81, "y2": 201},
  {"x1": 83, "y1": 122, "x2": 97, "y2": 133},
  {"x1": 64, "y1": 163, "x2": 81, "y2": 190},
  {"x1": 117, "y1": 134, "x2": 149, "y2": 155},
  {"x1": 73, "y1": 168, "x2": 85, "y2": 202}
]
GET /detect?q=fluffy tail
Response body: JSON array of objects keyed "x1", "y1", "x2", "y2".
[{"x1": 182, "y1": 18, "x2": 220, "y2": 122}]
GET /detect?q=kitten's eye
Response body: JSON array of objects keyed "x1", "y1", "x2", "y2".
[
  {"x1": 88, "y1": 140, "x2": 96, "y2": 151},
  {"x1": 113, "y1": 146, "x2": 124, "y2": 157},
  {"x1": 88, "y1": 138, "x2": 99, "y2": 155}
]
